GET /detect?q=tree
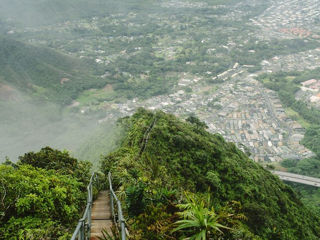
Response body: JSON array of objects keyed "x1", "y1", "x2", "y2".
[
  {"x1": 18, "y1": 147, "x2": 92, "y2": 185},
  {"x1": 0, "y1": 164, "x2": 85, "y2": 239},
  {"x1": 186, "y1": 116, "x2": 208, "y2": 130}
]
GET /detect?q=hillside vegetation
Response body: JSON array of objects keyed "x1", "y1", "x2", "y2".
[
  {"x1": 101, "y1": 109, "x2": 320, "y2": 240},
  {"x1": 258, "y1": 69, "x2": 320, "y2": 216},
  {"x1": 0, "y1": 37, "x2": 105, "y2": 105},
  {"x1": 0, "y1": 147, "x2": 94, "y2": 239}
]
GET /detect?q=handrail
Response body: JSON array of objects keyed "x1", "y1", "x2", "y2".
[
  {"x1": 108, "y1": 172, "x2": 126, "y2": 240},
  {"x1": 71, "y1": 172, "x2": 97, "y2": 240}
]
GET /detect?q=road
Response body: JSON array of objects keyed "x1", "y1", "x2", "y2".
[{"x1": 272, "y1": 170, "x2": 320, "y2": 187}]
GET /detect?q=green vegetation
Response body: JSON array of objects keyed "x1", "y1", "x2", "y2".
[
  {"x1": 8, "y1": 0, "x2": 317, "y2": 108},
  {"x1": 280, "y1": 156, "x2": 320, "y2": 216},
  {"x1": 18, "y1": 147, "x2": 92, "y2": 185},
  {"x1": 2, "y1": 0, "x2": 320, "y2": 237},
  {"x1": 0, "y1": 37, "x2": 105, "y2": 105},
  {"x1": 0, "y1": 147, "x2": 93, "y2": 239},
  {"x1": 302, "y1": 127, "x2": 320, "y2": 156},
  {"x1": 100, "y1": 109, "x2": 320, "y2": 240},
  {"x1": 258, "y1": 68, "x2": 320, "y2": 217},
  {"x1": 3, "y1": 0, "x2": 317, "y2": 108},
  {"x1": 173, "y1": 193, "x2": 231, "y2": 240}
]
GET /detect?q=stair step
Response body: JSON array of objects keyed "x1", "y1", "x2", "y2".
[
  {"x1": 93, "y1": 202, "x2": 111, "y2": 207},
  {"x1": 92, "y1": 212, "x2": 112, "y2": 220},
  {"x1": 90, "y1": 191, "x2": 113, "y2": 238},
  {"x1": 90, "y1": 220, "x2": 113, "y2": 239},
  {"x1": 91, "y1": 220, "x2": 113, "y2": 232}
]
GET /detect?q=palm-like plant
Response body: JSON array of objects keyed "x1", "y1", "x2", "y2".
[
  {"x1": 173, "y1": 193, "x2": 230, "y2": 240},
  {"x1": 97, "y1": 227, "x2": 121, "y2": 240}
]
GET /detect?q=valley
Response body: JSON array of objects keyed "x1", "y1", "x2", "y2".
[
  {"x1": 1, "y1": 0, "x2": 320, "y2": 163},
  {"x1": 1, "y1": 0, "x2": 320, "y2": 239}
]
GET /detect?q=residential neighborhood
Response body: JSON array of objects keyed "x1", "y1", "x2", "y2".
[
  {"x1": 89, "y1": 0, "x2": 320, "y2": 163},
  {"x1": 5, "y1": 0, "x2": 319, "y2": 163},
  {"x1": 98, "y1": 64, "x2": 314, "y2": 162},
  {"x1": 250, "y1": 0, "x2": 320, "y2": 40},
  {"x1": 296, "y1": 78, "x2": 320, "y2": 108}
]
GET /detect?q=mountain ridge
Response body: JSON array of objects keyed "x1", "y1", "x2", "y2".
[{"x1": 100, "y1": 108, "x2": 320, "y2": 239}]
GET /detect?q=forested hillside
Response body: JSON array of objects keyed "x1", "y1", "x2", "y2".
[
  {"x1": 100, "y1": 109, "x2": 320, "y2": 240},
  {"x1": 0, "y1": 37, "x2": 105, "y2": 105}
]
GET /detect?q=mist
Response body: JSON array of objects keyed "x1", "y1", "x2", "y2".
[
  {"x1": 0, "y1": 0, "x2": 146, "y2": 27},
  {"x1": 0, "y1": 0, "x2": 138, "y2": 165},
  {"x1": 0, "y1": 90, "x2": 117, "y2": 164},
  {"x1": 1, "y1": 0, "x2": 319, "y2": 165}
]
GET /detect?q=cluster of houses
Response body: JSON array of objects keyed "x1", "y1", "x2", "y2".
[
  {"x1": 296, "y1": 79, "x2": 320, "y2": 108},
  {"x1": 261, "y1": 48, "x2": 320, "y2": 73},
  {"x1": 98, "y1": 65, "x2": 313, "y2": 162},
  {"x1": 250, "y1": 0, "x2": 320, "y2": 40},
  {"x1": 202, "y1": 75, "x2": 313, "y2": 162},
  {"x1": 11, "y1": 0, "x2": 318, "y2": 163},
  {"x1": 160, "y1": 0, "x2": 209, "y2": 9}
]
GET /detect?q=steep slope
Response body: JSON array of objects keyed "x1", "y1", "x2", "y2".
[
  {"x1": 101, "y1": 109, "x2": 320, "y2": 240},
  {"x1": 0, "y1": 37, "x2": 105, "y2": 105}
]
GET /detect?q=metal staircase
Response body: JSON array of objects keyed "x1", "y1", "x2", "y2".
[{"x1": 71, "y1": 172, "x2": 126, "y2": 240}]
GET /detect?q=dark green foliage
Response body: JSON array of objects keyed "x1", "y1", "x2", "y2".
[
  {"x1": 18, "y1": 146, "x2": 77, "y2": 172},
  {"x1": 101, "y1": 109, "x2": 320, "y2": 240},
  {"x1": 0, "y1": 164, "x2": 85, "y2": 239},
  {"x1": 0, "y1": 148, "x2": 92, "y2": 239},
  {"x1": 18, "y1": 146, "x2": 92, "y2": 185},
  {"x1": 280, "y1": 156, "x2": 320, "y2": 216},
  {"x1": 281, "y1": 159, "x2": 299, "y2": 168},
  {"x1": 126, "y1": 182, "x2": 147, "y2": 217},
  {"x1": 186, "y1": 115, "x2": 208, "y2": 130},
  {"x1": 173, "y1": 192, "x2": 232, "y2": 239},
  {"x1": 301, "y1": 127, "x2": 320, "y2": 156},
  {"x1": 1, "y1": 217, "x2": 69, "y2": 240}
]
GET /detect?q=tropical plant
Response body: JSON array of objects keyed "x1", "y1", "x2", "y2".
[
  {"x1": 173, "y1": 193, "x2": 230, "y2": 240},
  {"x1": 97, "y1": 227, "x2": 121, "y2": 240}
]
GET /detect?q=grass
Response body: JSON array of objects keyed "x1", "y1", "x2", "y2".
[
  {"x1": 285, "y1": 107, "x2": 311, "y2": 129},
  {"x1": 77, "y1": 86, "x2": 117, "y2": 106}
]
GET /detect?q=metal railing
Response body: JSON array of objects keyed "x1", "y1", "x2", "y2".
[
  {"x1": 71, "y1": 172, "x2": 97, "y2": 240},
  {"x1": 108, "y1": 172, "x2": 126, "y2": 240}
]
